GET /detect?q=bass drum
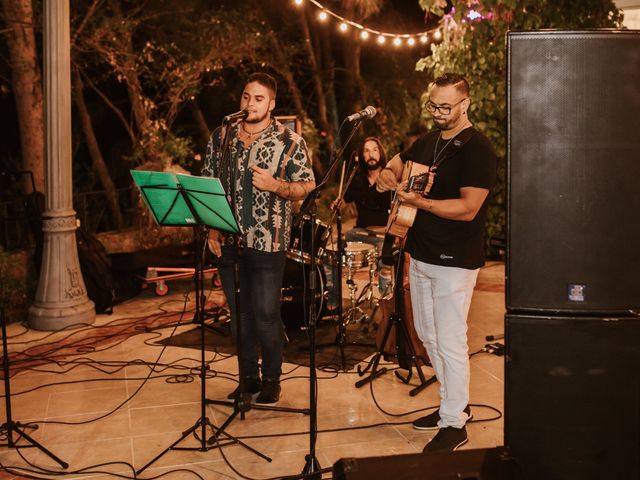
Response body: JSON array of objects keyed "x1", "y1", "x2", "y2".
[{"x1": 281, "y1": 258, "x2": 326, "y2": 332}]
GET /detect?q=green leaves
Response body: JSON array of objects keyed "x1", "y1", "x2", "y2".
[{"x1": 415, "y1": 0, "x2": 623, "y2": 248}]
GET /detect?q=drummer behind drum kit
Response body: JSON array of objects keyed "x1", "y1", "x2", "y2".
[{"x1": 281, "y1": 217, "x2": 383, "y2": 334}]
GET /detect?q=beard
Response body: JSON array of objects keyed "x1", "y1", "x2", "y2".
[
  {"x1": 245, "y1": 110, "x2": 270, "y2": 124},
  {"x1": 365, "y1": 160, "x2": 381, "y2": 170},
  {"x1": 433, "y1": 117, "x2": 452, "y2": 130},
  {"x1": 433, "y1": 112, "x2": 461, "y2": 131}
]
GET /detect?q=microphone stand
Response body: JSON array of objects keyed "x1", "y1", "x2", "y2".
[
  {"x1": 295, "y1": 117, "x2": 366, "y2": 480},
  {"x1": 313, "y1": 159, "x2": 375, "y2": 370},
  {"x1": 0, "y1": 279, "x2": 68, "y2": 469}
]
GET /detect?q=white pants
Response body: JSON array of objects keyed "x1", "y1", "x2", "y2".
[{"x1": 409, "y1": 257, "x2": 479, "y2": 428}]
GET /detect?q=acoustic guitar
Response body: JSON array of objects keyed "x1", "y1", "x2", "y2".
[{"x1": 385, "y1": 161, "x2": 431, "y2": 238}]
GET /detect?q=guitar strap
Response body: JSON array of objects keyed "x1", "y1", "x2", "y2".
[
  {"x1": 380, "y1": 128, "x2": 478, "y2": 265},
  {"x1": 424, "y1": 127, "x2": 478, "y2": 197}
]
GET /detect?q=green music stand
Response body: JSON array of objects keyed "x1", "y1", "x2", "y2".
[
  {"x1": 130, "y1": 170, "x2": 269, "y2": 473},
  {"x1": 130, "y1": 170, "x2": 239, "y2": 234}
]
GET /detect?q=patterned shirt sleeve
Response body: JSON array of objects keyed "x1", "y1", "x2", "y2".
[
  {"x1": 202, "y1": 127, "x2": 222, "y2": 178},
  {"x1": 285, "y1": 135, "x2": 314, "y2": 183}
]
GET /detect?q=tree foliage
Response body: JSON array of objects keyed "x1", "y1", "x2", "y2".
[
  {"x1": 71, "y1": 0, "x2": 268, "y2": 175},
  {"x1": 416, "y1": 0, "x2": 623, "y2": 247},
  {"x1": 1, "y1": 0, "x2": 434, "y2": 235}
]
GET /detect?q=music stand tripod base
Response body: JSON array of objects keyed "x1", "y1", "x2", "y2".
[
  {"x1": 130, "y1": 170, "x2": 270, "y2": 474},
  {"x1": 1, "y1": 307, "x2": 68, "y2": 469}
]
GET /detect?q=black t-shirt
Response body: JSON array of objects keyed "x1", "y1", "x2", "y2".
[
  {"x1": 344, "y1": 172, "x2": 392, "y2": 228},
  {"x1": 399, "y1": 127, "x2": 497, "y2": 269}
]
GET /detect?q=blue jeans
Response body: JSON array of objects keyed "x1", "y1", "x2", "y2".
[{"x1": 218, "y1": 246, "x2": 286, "y2": 382}]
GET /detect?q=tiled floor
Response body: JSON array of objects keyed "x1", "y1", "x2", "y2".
[{"x1": 0, "y1": 261, "x2": 505, "y2": 479}]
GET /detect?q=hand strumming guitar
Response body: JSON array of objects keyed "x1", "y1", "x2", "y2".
[{"x1": 376, "y1": 153, "x2": 403, "y2": 192}]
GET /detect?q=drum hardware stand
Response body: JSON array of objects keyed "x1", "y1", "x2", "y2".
[
  {"x1": 307, "y1": 176, "x2": 376, "y2": 371},
  {"x1": 347, "y1": 257, "x2": 379, "y2": 319},
  {"x1": 0, "y1": 279, "x2": 68, "y2": 469},
  {"x1": 133, "y1": 132, "x2": 270, "y2": 474},
  {"x1": 355, "y1": 246, "x2": 436, "y2": 396},
  {"x1": 289, "y1": 115, "x2": 368, "y2": 480}
]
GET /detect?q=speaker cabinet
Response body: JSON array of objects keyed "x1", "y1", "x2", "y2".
[
  {"x1": 505, "y1": 314, "x2": 640, "y2": 479},
  {"x1": 506, "y1": 30, "x2": 640, "y2": 313},
  {"x1": 332, "y1": 448, "x2": 511, "y2": 480}
]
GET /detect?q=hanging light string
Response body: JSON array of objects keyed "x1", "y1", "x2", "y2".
[{"x1": 292, "y1": 0, "x2": 444, "y2": 47}]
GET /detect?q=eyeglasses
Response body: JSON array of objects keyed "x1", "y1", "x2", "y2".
[{"x1": 425, "y1": 98, "x2": 467, "y2": 115}]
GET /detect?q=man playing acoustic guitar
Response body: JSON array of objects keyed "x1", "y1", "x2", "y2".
[{"x1": 376, "y1": 73, "x2": 497, "y2": 452}]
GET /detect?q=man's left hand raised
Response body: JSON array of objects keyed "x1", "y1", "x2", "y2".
[{"x1": 250, "y1": 165, "x2": 278, "y2": 192}]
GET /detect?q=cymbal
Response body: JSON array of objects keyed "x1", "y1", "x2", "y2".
[{"x1": 365, "y1": 225, "x2": 386, "y2": 237}]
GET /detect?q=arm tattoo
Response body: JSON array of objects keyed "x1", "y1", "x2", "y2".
[
  {"x1": 276, "y1": 180, "x2": 312, "y2": 200},
  {"x1": 276, "y1": 180, "x2": 293, "y2": 199}
]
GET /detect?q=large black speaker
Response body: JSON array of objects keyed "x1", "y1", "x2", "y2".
[
  {"x1": 507, "y1": 30, "x2": 640, "y2": 313},
  {"x1": 505, "y1": 314, "x2": 640, "y2": 479},
  {"x1": 332, "y1": 448, "x2": 512, "y2": 480}
]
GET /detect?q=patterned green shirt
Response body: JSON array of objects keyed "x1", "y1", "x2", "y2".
[{"x1": 202, "y1": 119, "x2": 314, "y2": 252}]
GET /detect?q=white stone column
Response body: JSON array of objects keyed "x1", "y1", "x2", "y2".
[{"x1": 29, "y1": 0, "x2": 95, "y2": 330}]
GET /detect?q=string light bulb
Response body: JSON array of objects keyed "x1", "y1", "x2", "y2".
[{"x1": 301, "y1": 0, "x2": 448, "y2": 48}]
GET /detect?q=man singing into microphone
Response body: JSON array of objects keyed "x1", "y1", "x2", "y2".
[
  {"x1": 202, "y1": 72, "x2": 315, "y2": 405},
  {"x1": 376, "y1": 73, "x2": 497, "y2": 451}
]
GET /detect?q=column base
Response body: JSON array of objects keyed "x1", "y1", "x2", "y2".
[{"x1": 28, "y1": 298, "x2": 95, "y2": 331}]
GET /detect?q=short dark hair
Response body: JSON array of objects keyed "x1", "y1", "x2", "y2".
[
  {"x1": 432, "y1": 73, "x2": 469, "y2": 96},
  {"x1": 357, "y1": 137, "x2": 387, "y2": 170},
  {"x1": 246, "y1": 72, "x2": 277, "y2": 98}
]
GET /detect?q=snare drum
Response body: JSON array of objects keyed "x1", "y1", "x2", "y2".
[
  {"x1": 287, "y1": 217, "x2": 328, "y2": 264},
  {"x1": 323, "y1": 241, "x2": 377, "y2": 270}
]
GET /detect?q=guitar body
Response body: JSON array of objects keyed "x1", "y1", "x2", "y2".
[{"x1": 386, "y1": 161, "x2": 430, "y2": 238}]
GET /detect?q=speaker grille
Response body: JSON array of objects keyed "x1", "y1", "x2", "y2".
[
  {"x1": 505, "y1": 314, "x2": 640, "y2": 479},
  {"x1": 507, "y1": 31, "x2": 640, "y2": 313}
]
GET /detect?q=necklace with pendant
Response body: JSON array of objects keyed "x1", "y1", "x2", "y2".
[
  {"x1": 433, "y1": 133, "x2": 456, "y2": 165},
  {"x1": 241, "y1": 122, "x2": 269, "y2": 139}
]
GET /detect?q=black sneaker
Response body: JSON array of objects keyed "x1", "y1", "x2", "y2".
[
  {"x1": 412, "y1": 405, "x2": 472, "y2": 430},
  {"x1": 226, "y1": 377, "x2": 261, "y2": 400},
  {"x1": 423, "y1": 426, "x2": 468, "y2": 452},
  {"x1": 255, "y1": 381, "x2": 281, "y2": 405}
]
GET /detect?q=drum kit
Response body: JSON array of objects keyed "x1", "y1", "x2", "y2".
[{"x1": 281, "y1": 217, "x2": 384, "y2": 333}]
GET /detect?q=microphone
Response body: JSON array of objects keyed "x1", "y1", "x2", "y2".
[
  {"x1": 346, "y1": 105, "x2": 377, "y2": 122},
  {"x1": 223, "y1": 110, "x2": 248, "y2": 123}
]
